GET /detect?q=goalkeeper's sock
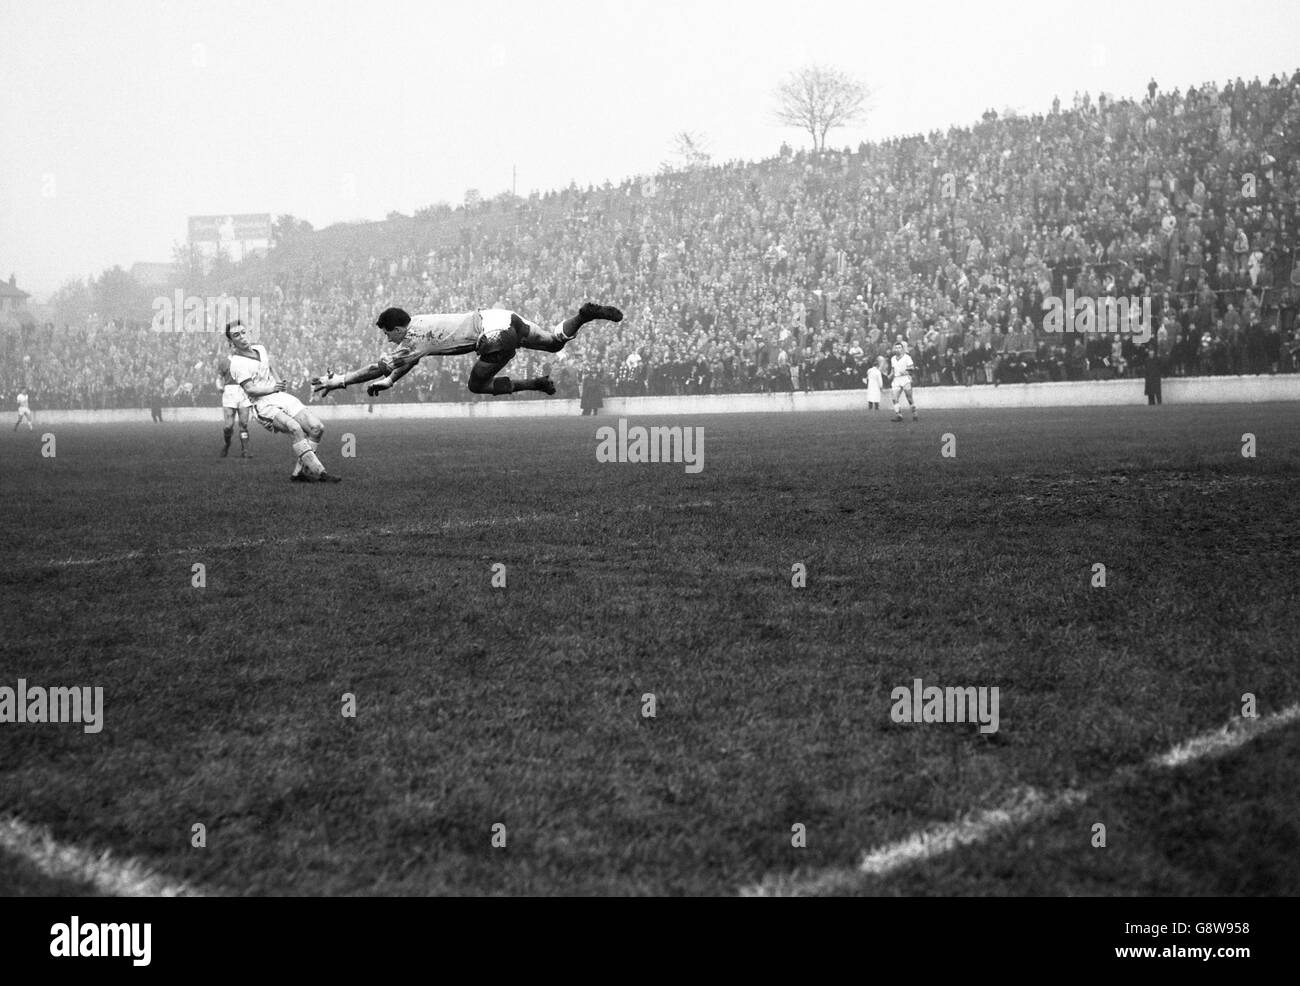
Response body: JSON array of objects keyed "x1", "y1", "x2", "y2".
[{"x1": 292, "y1": 439, "x2": 324, "y2": 477}]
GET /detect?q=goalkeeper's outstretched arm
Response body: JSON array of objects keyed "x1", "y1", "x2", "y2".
[
  {"x1": 312, "y1": 356, "x2": 419, "y2": 398},
  {"x1": 366, "y1": 359, "x2": 418, "y2": 395}
]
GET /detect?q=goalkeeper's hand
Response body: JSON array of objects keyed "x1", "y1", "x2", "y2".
[
  {"x1": 311, "y1": 372, "x2": 347, "y2": 398},
  {"x1": 366, "y1": 377, "x2": 393, "y2": 397}
]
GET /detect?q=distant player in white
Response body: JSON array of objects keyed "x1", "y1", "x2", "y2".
[
  {"x1": 226, "y1": 320, "x2": 341, "y2": 483},
  {"x1": 888, "y1": 343, "x2": 918, "y2": 422},
  {"x1": 217, "y1": 342, "x2": 253, "y2": 458},
  {"x1": 14, "y1": 391, "x2": 33, "y2": 431},
  {"x1": 311, "y1": 302, "x2": 623, "y2": 400},
  {"x1": 864, "y1": 357, "x2": 884, "y2": 410}
]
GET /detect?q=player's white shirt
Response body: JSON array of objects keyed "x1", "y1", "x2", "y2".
[
  {"x1": 17, "y1": 392, "x2": 30, "y2": 413},
  {"x1": 890, "y1": 353, "x2": 915, "y2": 386},
  {"x1": 393, "y1": 312, "x2": 483, "y2": 360},
  {"x1": 229, "y1": 344, "x2": 276, "y2": 396},
  {"x1": 230, "y1": 344, "x2": 305, "y2": 426}
]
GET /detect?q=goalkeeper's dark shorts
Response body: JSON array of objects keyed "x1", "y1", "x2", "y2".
[{"x1": 474, "y1": 310, "x2": 566, "y2": 364}]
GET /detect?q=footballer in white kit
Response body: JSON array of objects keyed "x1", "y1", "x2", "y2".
[
  {"x1": 311, "y1": 301, "x2": 623, "y2": 400},
  {"x1": 14, "y1": 391, "x2": 33, "y2": 430},
  {"x1": 888, "y1": 343, "x2": 919, "y2": 422},
  {"x1": 217, "y1": 345, "x2": 253, "y2": 458},
  {"x1": 226, "y1": 320, "x2": 341, "y2": 483}
]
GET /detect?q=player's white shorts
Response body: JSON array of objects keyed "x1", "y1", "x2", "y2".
[
  {"x1": 222, "y1": 384, "x2": 252, "y2": 410},
  {"x1": 252, "y1": 391, "x2": 306, "y2": 430},
  {"x1": 891, "y1": 376, "x2": 913, "y2": 394}
]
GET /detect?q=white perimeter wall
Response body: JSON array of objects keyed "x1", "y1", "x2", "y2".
[{"x1": 26, "y1": 375, "x2": 1300, "y2": 425}]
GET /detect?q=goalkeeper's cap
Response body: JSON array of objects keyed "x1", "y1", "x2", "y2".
[{"x1": 376, "y1": 307, "x2": 411, "y2": 332}]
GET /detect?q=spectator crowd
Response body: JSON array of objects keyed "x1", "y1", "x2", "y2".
[{"x1": 5, "y1": 70, "x2": 1300, "y2": 410}]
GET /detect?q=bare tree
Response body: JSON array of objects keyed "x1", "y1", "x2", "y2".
[
  {"x1": 661, "y1": 130, "x2": 712, "y2": 173},
  {"x1": 773, "y1": 65, "x2": 870, "y2": 151}
]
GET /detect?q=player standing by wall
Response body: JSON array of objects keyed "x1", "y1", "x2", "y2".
[
  {"x1": 889, "y1": 343, "x2": 919, "y2": 422},
  {"x1": 217, "y1": 351, "x2": 253, "y2": 457},
  {"x1": 14, "y1": 390, "x2": 33, "y2": 431},
  {"x1": 226, "y1": 320, "x2": 341, "y2": 483}
]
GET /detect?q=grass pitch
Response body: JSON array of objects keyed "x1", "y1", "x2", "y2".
[{"x1": 2, "y1": 403, "x2": 1299, "y2": 895}]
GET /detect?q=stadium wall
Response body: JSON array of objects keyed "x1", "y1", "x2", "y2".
[{"x1": 26, "y1": 375, "x2": 1300, "y2": 424}]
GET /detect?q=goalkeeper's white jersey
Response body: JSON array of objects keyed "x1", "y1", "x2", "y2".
[{"x1": 391, "y1": 312, "x2": 482, "y2": 360}]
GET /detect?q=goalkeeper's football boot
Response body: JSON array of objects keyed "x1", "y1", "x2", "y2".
[
  {"x1": 578, "y1": 302, "x2": 624, "y2": 324},
  {"x1": 317, "y1": 472, "x2": 343, "y2": 483}
]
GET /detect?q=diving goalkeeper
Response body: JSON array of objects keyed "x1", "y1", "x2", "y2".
[{"x1": 311, "y1": 302, "x2": 623, "y2": 399}]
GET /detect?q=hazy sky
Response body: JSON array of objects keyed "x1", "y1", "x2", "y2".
[{"x1": 3, "y1": 0, "x2": 1298, "y2": 297}]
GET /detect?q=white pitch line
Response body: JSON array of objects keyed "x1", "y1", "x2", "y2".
[
  {"x1": 740, "y1": 702, "x2": 1300, "y2": 897},
  {"x1": 0, "y1": 815, "x2": 208, "y2": 897},
  {"x1": 39, "y1": 500, "x2": 718, "y2": 570}
]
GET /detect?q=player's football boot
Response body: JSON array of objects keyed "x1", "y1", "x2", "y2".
[
  {"x1": 317, "y1": 472, "x2": 343, "y2": 483},
  {"x1": 220, "y1": 444, "x2": 230, "y2": 457},
  {"x1": 240, "y1": 451, "x2": 253, "y2": 458},
  {"x1": 535, "y1": 375, "x2": 557, "y2": 396},
  {"x1": 289, "y1": 473, "x2": 312, "y2": 482},
  {"x1": 578, "y1": 302, "x2": 624, "y2": 324},
  {"x1": 912, "y1": 413, "x2": 919, "y2": 421},
  {"x1": 892, "y1": 414, "x2": 904, "y2": 422}
]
